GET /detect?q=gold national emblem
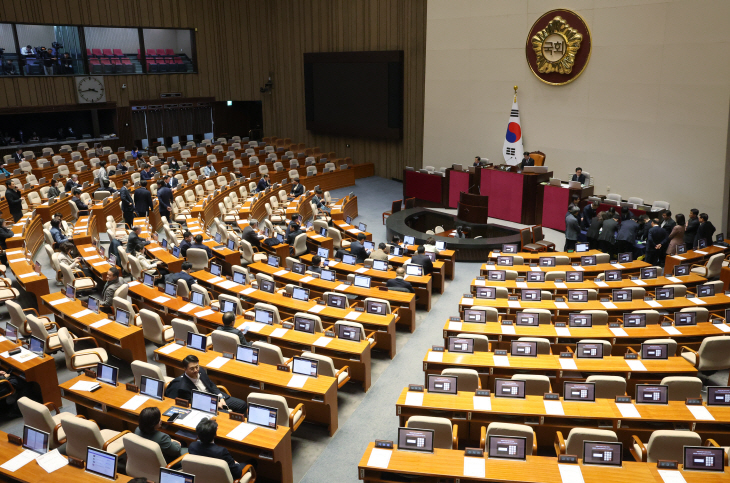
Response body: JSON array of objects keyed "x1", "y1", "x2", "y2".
[{"x1": 531, "y1": 16, "x2": 582, "y2": 75}]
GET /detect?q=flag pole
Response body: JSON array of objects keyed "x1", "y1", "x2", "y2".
[{"x1": 514, "y1": 85, "x2": 518, "y2": 102}]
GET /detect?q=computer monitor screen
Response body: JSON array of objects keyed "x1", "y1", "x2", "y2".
[
  {"x1": 115, "y1": 308, "x2": 131, "y2": 327},
  {"x1": 96, "y1": 362, "x2": 118, "y2": 386},
  {"x1": 247, "y1": 403, "x2": 278, "y2": 429},
  {"x1": 292, "y1": 262, "x2": 306, "y2": 275},
  {"x1": 656, "y1": 287, "x2": 674, "y2": 300},
  {"x1": 292, "y1": 356, "x2": 318, "y2": 377},
  {"x1": 340, "y1": 253, "x2": 356, "y2": 266},
  {"x1": 140, "y1": 375, "x2": 164, "y2": 400},
  {"x1": 141, "y1": 272, "x2": 154, "y2": 288},
  {"x1": 676, "y1": 244, "x2": 687, "y2": 254},
  {"x1": 581, "y1": 255, "x2": 597, "y2": 266},
  {"x1": 697, "y1": 284, "x2": 715, "y2": 297},
  {"x1": 391, "y1": 245, "x2": 404, "y2": 256},
  {"x1": 501, "y1": 244, "x2": 518, "y2": 253},
  {"x1": 259, "y1": 279, "x2": 275, "y2": 294},
  {"x1": 338, "y1": 324, "x2": 361, "y2": 341},
  {"x1": 372, "y1": 259, "x2": 388, "y2": 271},
  {"x1": 171, "y1": 246, "x2": 181, "y2": 258},
  {"x1": 289, "y1": 287, "x2": 308, "y2": 302},
  {"x1": 66, "y1": 284, "x2": 76, "y2": 299},
  {"x1": 564, "y1": 382, "x2": 596, "y2": 402},
  {"x1": 539, "y1": 257, "x2": 556, "y2": 267},
  {"x1": 464, "y1": 308, "x2": 487, "y2": 323},
  {"x1": 221, "y1": 299, "x2": 236, "y2": 314},
  {"x1": 321, "y1": 269, "x2": 336, "y2": 282},
  {"x1": 406, "y1": 264, "x2": 423, "y2": 276},
  {"x1": 448, "y1": 337, "x2": 474, "y2": 353},
  {"x1": 403, "y1": 236, "x2": 415, "y2": 246},
  {"x1": 494, "y1": 379, "x2": 526, "y2": 398},
  {"x1": 190, "y1": 290, "x2": 206, "y2": 306},
  {"x1": 675, "y1": 312, "x2": 697, "y2": 326},
  {"x1": 716, "y1": 233, "x2": 725, "y2": 242},
  {"x1": 191, "y1": 390, "x2": 218, "y2": 414},
  {"x1": 514, "y1": 312, "x2": 538, "y2": 326},
  {"x1": 28, "y1": 335, "x2": 44, "y2": 356},
  {"x1": 521, "y1": 289, "x2": 541, "y2": 302},
  {"x1": 487, "y1": 270, "x2": 506, "y2": 281},
  {"x1": 435, "y1": 241, "x2": 445, "y2": 250},
  {"x1": 365, "y1": 300, "x2": 388, "y2": 315},
  {"x1": 488, "y1": 435, "x2": 527, "y2": 460},
  {"x1": 364, "y1": 240, "x2": 374, "y2": 251},
  {"x1": 424, "y1": 251, "x2": 436, "y2": 262},
  {"x1": 210, "y1": 262, "x2": 222, "y2": 276},
  {"x1": 527, "y1": 271, "x2": 545, "y2": 282},
  {"x1": 327, "y1": 293, "x2": 347, "y2": 308},
  {"x1": 233, "y1": 271, "x2": 246, "y2": 284},
  {"x1": 346, "y1": 216, "x2": 352, "y2": 225},
  {"x1": 624, "y1": 313, "x2": 646, "y2": 327},
  {"x1": 640, "y1": 267, "x2": 657, "y2": 279},
  {"x1": 698, "y1": 238, "x2": 708, "y2": 249},
  {"x1": 497, "y1": 256, "x2": 513, "y2": 266},
  {"x1": 604, "y1": 270, "x2": 621, "y2": 281},
  {"x1": 618, "y1": 252, "x2": 633, "y2": 263},
  {"x1": 510, "y1": 340, "x2": 537, "y2": 357},
  {"x1": 267, "y1": 255, "x2": 280, "y2": 267},
  {"x1": 88, "y1": 296, "x2": 100, "y2": 314},
  {"x1": 294, "y1": 316, "x2": 315, "y2": 334},
  {"x1": 319, "y1": 227, "x2": 327, "y2": 237},
  {"x1": 636, "y1": 384, "x2": 668, "y2": 404},
  {"x1": 568, "y1": 290, "x2": 588, "y2": 302},
  {"x1": 161, "y1": 238, "x2": 168, "y2": 249},
  {"x1": 22, "y1": 425, "x2": 49, "y2": 454},
  {"x1": 159, "y1": 468, "x2": 195, "y2": 483},
  {"x1": 475, "y1": 287, "x2": 495, "y2": 299},
  {"x1": 165, "y1": 282, "x2": 178, "y2": 297},
  {"x1": 317, "y1": 247, "x2": 329, "y2": 259},
  {"x1": 576, "y1": 342, "x2": 603, "y2": 359},
  {"x1": 255, "y1": 309, "x2": 274, "y2": 325},
  {"x1": 397, "y1": 427, "x2": 434, "y2": 453},
  {"x1": 684, "y1": 446, "x2": 725, "y2": 472},
  {"x1": 235, "y1": 345, "x2": 259, "y2": 365},
  {"x1": 583, "y1": 441, "x2": 622, "y2": 467},
  {"x1": 227, "y1": 239, "x2": 236, "y2": 251},
  {"x1": 612, "y1": 289, "x2": 632, "y2": 302},
  {"x1": 641, "y1": 343, "x2": 668, "y2": 359},
  {"x1": 575, "y1": 242, "x2": 589, "y2": 252},
  {"x1": 109, "y1": 253, "x2": 118, "y2": 265},
  {"x1": 674, "y1": 264, "x2": 690, "y2": 276},
  {"x1": 358, "y1": 222, "x2": 367, "y2": 232},
  {"x1": 569, "y1": 313, "x2": 592, "y2": 327},
  {"x1": 707, "y1": 386, "x2": 730, "y2": 406},
  {"x1": 566, "y1": 271, "x2": 583, "y2": 282},
  {"x1": 427, "y1": 374, "x2": 458, "y2": 395},
  {"x1": 4, "y1": 323, "x2": 18, "y2": 342},
  {"x1": 86, "y1": 447, "x2": 118, "y2": 479},
  {"x1": 215, "y1": 233, "x2": 222, "y2": 244},
  {"x1": 186, "y1": 332, "x2": 207, "y2": 352},
  {"x1": 354, "y1": 275, "x2": 371, "y2": 289}
]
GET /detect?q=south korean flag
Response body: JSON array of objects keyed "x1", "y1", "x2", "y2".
[{"x1": 503, "y1": 94, "x2": 524, "y2": 165}]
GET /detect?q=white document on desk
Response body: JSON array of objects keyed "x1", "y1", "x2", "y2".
[
  {"x1": 308, "y1": 304, "x2": 326, "y2": 314},
  {"x1": 493, "y1": 356, "x2": 510, "y2": 367},
  {"x1": 473, "y1": 396, "x2": 491, "y2": 411},
  {"x1": 559, "y1": 358, "x2": 578, "y2": 370},
  {"x1": 152, "y1": 296, "x2": 172, "y2": 304},
  {"x1": 148, "y1": 247, "x2": 162, "y2": 252},
  {"x1": 334, "y1": 284, "x2": 350, "y2": 291},
  {"x1": 460, "y1": 298, "x2": 474, "y2": 306},
  {"x1": 611, "y1": 264, "x2": 625, "y2": 269},
  {"x1": 625, "y1": 359, "x2": 647, "y2": 371},
  {"x1": 84, "y1": 255, "x2": 100, "y2": 261},
  {"x1": 121, "y1": 395, "x2": 150, "y2": 411},
  {"x1": 83, "y1": 247, "x2": 96, "y2": 252},
  {"x1": 313, "y1": 337, "x2": 331, "y2": 347},
  {"x1": 695, "y1": 250, "x2": 708, "y2": 255},
  {"x1": 609, "y1": 327, "x2": 629, "y2": 337},
  {"x1": 544, "y1": 400, "x2": 565, "y2": 415},
  {"x1": 239, "y1": 321, "x2": 265, "y2": 333},
  {"x1": 530, "y1": 267, "x2": 542, "y2": 272},
  {"x1": 687, "y1": 405, "x2": 714, "y2": 420},
  {"x1": 270, "y1": 328, "x2": 289, "y2": 338},
  {"x1": 355, "y1": 267, "x2": 368, "y2": 274},
  {"x1": 516, "y1": 282, "x2": 528, "y2": 289},
  {"x1": 240, "y1": 287, "x2": 257, "y2": 296},
  {"x1": 194, "y1": 309, "x2": 214, "y2": 317},
  {"x1": 92, "y1": 261, "x2": 108, "y2": 267},
  {"x1": 273, "y1": 270, "x2": 287, "y2": 277},
  {"x1": 10, "y1": 349, "x2": 36, "y2": 363},
  {"x1": 666, "y1": 277, "x2": 681, "y2": 283},
  {"x1": 404, "y1": 392, "x2": 424, "y2": 406},
  {"x1": 662, "y1": 326, "x2": 681, "y2": 335},
  {"x1": 616, "y1": 403, "x2": 641, "y2": 418},
  {"x1": 688, "y1": 297, "x2": 706, "y2": 305},
  {"x1": 715, "y1": 323, "x2": 730, "y2": 333},
  {"x1": 72, "y1": 309, "x2": 93, "y2": 318},
  {"x1": 35, "y1": 449, "x2": 68, "y2": 473},
  {"x1": 632, "y1": 279, "x2": 647, "y2": 285},
  {"x1": 70, "y1": 380, "x2": 100, "y2": 392},
  {"x1": 448, "y1": 322, "x2": 463, "y2": 331},
  {"x1": 300, "y1": 276, "x2": 314, "y2": 283},
  {"x1": 48, "y1": 298, "x2": 72, "y2": 306},
  {"x1": 207, "y1": 357, "x2": 229, "y2": 369},
  {"x1": 555, "y1": 328, "x2": 571, "y2": 337},
  {"x1": 287, "y1": 374, "x2": 308, "y2": 388},
  {"x1": 128, "y1": 281, "x2": 140, "y2": 287},
  {"x1": 217, "y1": 281, "x2": 238, "y2": 290},
  {"x1": 207, "y1": 276, "x2": 224, "y2": 284},
  {"x1": 657, "y1": 470, "x2": 688, "y2": 483},
  {"x1": 554, "y1": 282, "x2": 567, "y2": 289},
  {"x1": 327, "y1": 261, "x2": 338, "y2": 267},
  {"x1": 226, "y1": 422, "x2": 257, "y2": 441},
  {"x1": 178, "y1": 303, "x2": 198, "y2": 313},
  {"x1": 593, "y1": 281, "x2": 608, "y2": 288},
  {"x1": 463, "y1": 457, "x2": 486, "y2": 478},
  {"x1": 558, "y1": 464, "x2": 585, "y2": 483},
  {"x1": 601, "y1": 301, "x2": 617, "y2": 309},
  {"x1": 671, "y1": 255, "x2": 685, "y2": 260},
  {"x1": 427, "y1": 352, "x2": 443, "y2": 362},
  {"x1": 645, "y1": 300, "x2": 662, "y2": 308},
  {"x1": 0, "y1": 449, "x2": 40, "y2": 471},
  {"x1": 554, "y1": 302, "x2": 569, "y2": 309},
  {"x1": 158, "y1": 343, "x2": 183, "y2": 355},
  {"x1": 179, "y1": 410, "x2": 211, "y2": 429},
  {"x1": 344, "y1": 311, "x2": 361, "y2": 321},
  {"x1": 501, "y1": 325, "x2": 516, "y2": 335},
  {"x1": 366, "y1": 448, "x2": 392, "y2": 469},
  {"x1": 17, "y1": 272, "x2": 36, "y2": 279},
  {"x1": 507, "y1": 300, "x2": 521, "y2": 308},
  {"x1": 474, "y1": 279, "x2": 485, "y2": 286},
  {"x1": 573, "y1": 265, "x2": 585, "y2": 271}
]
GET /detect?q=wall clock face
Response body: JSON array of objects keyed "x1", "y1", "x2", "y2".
[{"x1": 76, "y1": 76, "x2": 106, "y2": 103}]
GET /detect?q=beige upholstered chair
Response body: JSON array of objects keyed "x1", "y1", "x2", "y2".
[
  {"x1": 26, "y1": 314, "x2": 61, "y2": 353},
  {"x1": 131, "y1": 360, "x2": 173, "y2": 387},
  {"x1": 181, "y1": 454, "x2": 256, "y2": 483},
  {"x1": 630, "y1": 309, "x2": 662, "y2": 325},
  {"x1": 521, "y1": 308, "x2": 552, "y2": 325},
  {"x1": 123, "y1": 432, "x2": 179, "y2": 482},
  {"x1": 334, "y1": 321, "x2": 375, "y2": 346},
  {"x1": 441, "y1": 368, "x2": 481, "y2": 392},
  {"x1": 247, "y1": 393, "x2": 306, "y2": 431},
  {"x1": 186, "y1": 248, "x2": 209, "y2": 271},
  {"x1": 300, "y1": 351, "x2": 350, "y2": 388},
  {"x1": 580, "y1": 310, "x2": 608, "y2": 326},
  {"x1": 586, "y1": 375, "x2": 626, "y2": 399},
  {"x1": 631, "y1": 430, "x2": 701, "y2": 463},
  {"x1": 211, "y1": 331, "x2": 240, "y2": 354},
  {"x1": 253, "y1": 302, "x2": 282, "y2": 324},
  {"x1": 60, "y1": 262, "x2": 96, "y2": 292},
  {"x1": 644, "y1": 338, "x2": 677, "y2": 356},
  {"x1": 406, "y1": 416, "x2": 458, "y2": 450},
  {"x1": 681, "y1": 336, "x2": 730, "y2": 371},
  {"x1": 486, "y1": 422, "x2": 537, "y2": 455},
  {"x1": 57, "y1": 327, "x2": 108, "y2": 371},
  {"x1": 139, "y1": 309, "x2": 174, "y2": 345},
  {"x1": 516, "y1": 337, "x2": 551, "y2": 354},
  {"x1": 679, "y1": 307, "x2": 709, "y2": 323},
  {"x1": 577, "y1": 339, "x2": 612, "y2": 356},
  {"x1": 453, "y1": 333, "x2": 490, "y2": 351},
  {"x1": 113, "y1": 296, "x2": 142, "y2": 327},
  {"x1": 660, "y1": 376, "x2": 702, "y2": 401},
  {"x1": 18, "y1": 397, "x2": 76, "y2": 449},
  {"x1": 252, "y1": 341, "x2": 289, "y2": 366},
  {"x1": 555, "y1": 428, "x2": 618, "y2": 458},
  {"x1": 512, "y1": 374, "x2": 551, "y2": 396},
  {"x1": 61, "y1": 416, "x2": 128, "y2": 460},
  {"x1": 691, "y1": 253, "x2": 723, "y2": 278}
]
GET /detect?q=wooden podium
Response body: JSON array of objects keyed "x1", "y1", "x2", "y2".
[{"x1": 457, "y1": 192, "x2": 488, "y2": 223}]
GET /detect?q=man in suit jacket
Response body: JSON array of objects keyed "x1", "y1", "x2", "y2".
[
  {"x1": 370, "y1": 242, "x2": 389, "y2": 261},
  {"x1": 241, "y1": 219, "x2": 262, "y2": 249},
  {"x1": 571, "y1": 167, "x2": 586, "y2": 185},
  {"x1": 582, "y1": 200, "x2": 599, "y2": 230},
  {"x1": 349, "y1": 233, "x2": 370, "y2": 263},
  {"x1": 598, "y1": 212, "x2": 620, "y2": 258},
  {"x1": 411, "y1": 245, "x2": 434, "y2": 275},
  {"x1": 564, "y1": 206, "x2": 581, "y2": 252},
  {"x1": 289, "y1": 179, "x2": 304, "y2": 199},
  {"x1": 133, "y1": 180, "x2": 153, "y2": 217},
  {"x1": 684, "y1": 209, "x2": 700, "y2": 250},
  {"x1": 661, "y1": 210, "x2": 676, "y2": 235},
  {"x1": 70, "y1": 188, "x2": 89, "y2": 217},
  {"x1": 120, "y1": 179, "x2": 136, "y2": 228},
  {"x1": 386, "y1": 267, "x2": 414, "y2": 293},
  {"x1": 157, "y1": 177, "x2": 173, "y2": 222},
  {"x1": 202, "y1": 160, "x2": 217, "y2": 178},
  {"x1": 164, "y1": 354, "x2": 246, "y2": 414},
  {"x1": 518, "y1": 152, "x2": 534, "y2": 170},
  {"x1": 647, "y1": 219, "x2": 668, "y2": 265},
  {"x1": 166, "y1": 170, "x2": 179, "y2": 189},
  {"x1": 126, "y1": 226, "x2": 150, "y2": 253},
  {"x1": 256, "y1": 174, "x2": 270, "y2": 193},
  {"x1": 165, "y1": 262, "x2": 196, "y2": 291},
  {"x1": 65, "y1": 174, "x2": 80, "y2": 193},
  {"x1": 616, "y1": 215, "x2": 640, "y2": 255},
  {"x1": 179, "y1": 231, "x2": 194, "y2": 257},
  {"x1": 638, "y1": 214, "x2": 651, "y2": 242},
  {"x1": 139, "y1": 164, "x2": 153, "y2": 181},
  {"x1": 100, "y1": 267, "x2": 123, "y2": 311},
  {"x1": 216, "y1": 311, "x2": 250, "y2": 347},
  {"x1": 191, "y1": 235, "x2": 212, "y2": 258},
  {"x1": 188, "y1": 419, "x2": 246, "y2": 480},
  {"x1": 286, "y1": 215, "x2": 303, "y2": 245},
  {"x1": 4, "y1": 181, "x2": 23, "y2": 223},
  {"x1": 695, "y1": 213, "x2": 716, "y2": 248},
  {"x1": 309, "y1": 255, "x2": 323, "y2": 274},
  {"x1": 11, "y1": 148, "x2": 22, "y2": 164}
]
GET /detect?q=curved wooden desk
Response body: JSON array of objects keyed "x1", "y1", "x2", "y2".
[
  {"x1": 0, "y1": 337, "x2": 61, "y2": 407},
  {"x1": 471, "y1": 274, "x2": 707, "y2": 294},
  {"x1": 480, "y1": 260, "x2": 651, "y2": 276}
]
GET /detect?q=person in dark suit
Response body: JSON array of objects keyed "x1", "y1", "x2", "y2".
[
  {"x1": 100, "y1": 267, "x2": 123, "y2": 311},
  {"x1": 684, "y1": 208, "x2": 700, "y2": 250},
  {"x1": 695, "y1": 213, "x2": 716, "y2": 248},
  {"x1": 638, "y1": 214, "x2": 651, "y2": 242},
  {"x1": 586, "y1": 211, "x2": 603, "y2": 249},
  {"x1": 179, "y1": 231, "x2": 193, "y2": 257},
  {"x1": 166, "y1": 170, "x2": 179, "y2": 189},
  {"x1": 157, "y1": 177, "x2": 173, "y2": 222},
  {"x1": 4, "y1": 181, "x2": 23, "y2": 223},
  {"x1": 564, "y1": 206, "x2": 581, "y2": 251},
  {"x1": 133, "y1": 180, "x2": 153, "y2": 217},
  {"x1": 164, "y1": 354, "x2": 246, "y2": 413},
  {"x1": 165, "y1": 262, "x2": 196, "y2": 291},
  {"x1": 616, "y1": 215, "x2": 640, "y2": 255},
  {"x1": 11, "y1": 148, "x2": 22, "y2": 164},
  {"x1": 286, "y1": 214, "x2": 304, "y2": 245},
  {"x1": 312, "y1": 187, "x2": 331, "y2": 214},
  {"x1": 410, "y1": 245, "x2": 434, "y2": 275},
  {"x1": 189, "y1": 419, "x2": 245, "y2": 480},
  {"x1": 349, "y1": 233, "x2": 370, "y2": 264},
  {"x1": 191, "y1": 234, "x2": 212, "y2": 258},
  {"x1": 120, "y1": 179, "x2": 136, "y2": 228},
  {"x1": 65, "y1": 174, "x2": 80, "y2": 192},
  {"x1": 126, "y1": 226, "x2": 150, "y2": 253},
  {"x1": 69, "y1": 188, "x2": 89, "y2": 216},
  {"x1": 567, "y1": 194, "x2": 582, "y2": 227},
  {"x1": 518, "y1": 152, "x2": 534, "y2": 170},
  {"x1": 135, "y1": 407, "x2": 184, "y2": 464},
  {"x1": 647, "y1": 219, "x2": 668, "y2": 266},
  {"x1": 289, "y1": 178, "x2": 304, "y2": 199},
  {"x1": 256, "y1": 174, "x2": 270, "y2": 193},
  {"x1": 215, "y1": 311, "x2": 250, "y2": 347},
  {"x1": 386, "y1": 267, "x2": 414, "y2": 292},
  {"x1": 139, "y1": 164, "x2": 153, "y2": 181},
  {"x1": 598, "y1": 212, "x2": 619, "y2": 258},
  {"x1": 241, "y1": 219, "x2": 261, "y2": 249},
  {"x1": 660, "y1": 210, "x2": 676, "y2": 235},
  {"x1": 582, "y1": 201, "x2": 598, "y2": 230},
  {"x1": 473, "y1": 156, "x2": 482, "y2": 167},
  {"x1": 571, "y1": 167, "x2": 586, "y2": 185},
  {"x1": 309, "y1": 255, "x2": 323, "y2": 274}
]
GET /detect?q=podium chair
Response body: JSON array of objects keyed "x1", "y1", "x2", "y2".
[{"x1": 382, "y1": 199, "x2": 402, "y2": 224}]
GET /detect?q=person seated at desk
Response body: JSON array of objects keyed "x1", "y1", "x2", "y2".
[
  {"x1": 695, "y1": 213, "x2": 716, "y2": 248},
  {"x1": 53, "y1": 213, "x2": 72, "y2": 237},
  {"x1": 620, "y1": 206, "x2": 631, "y2": 222},
  {"x1": 11, "y1": 148, "x2": 22, "y2": 164},
  {"x1": 309, "y1": 255, "x2": 323, "y2": 274},
  {"x1": 0, "y1": 218, "x2": 14, "y2": 265},
  {"x1": 423, "y1": 237, "x2": 440, "y2": 254},
  {"x1": 286, "y1": 214, "x2": 304, "y2": 245},
  {"x1": 165, "y1": 354, "x2": 247, "y2": 413},
  {"x1": 1, "y1": 60, "x2": 16, "y2": 76},
  {"x1": 50, "y1": 219, "x2": 68, "y2": 247},
  {"x1": 57, "y1": 241, "x2": 92, "y2": 280},
  {"x1": 518, "y1": 152, "x2": 534, "y2": 170},
  {"x1": 131, "y1": 146, "x2": 139, "y2": 160},
  {"x1": 411, "y1": 245, "x2": 433, "y2": 275},
  {"x1": 241, "y1": 219, "x2": 262, "y2": 249},
  {"x1": 165, "y1": 261, "x2": 195, "y2": 291},
  {"x1": 0, "y1": 161, "x2": 12, "y2": 178},
  {"x1": 473, "y1": 156, "x2": 482, "y2": 167},
  {"x1": 116, "y1": 159, "x2": 132, "y2": 174},
  {"x1": 132, "y1": 244, "x2": 167, "y2": 278},
  {"x1": 370, "y1": 242, "x2": 389, "y2": 261},
  {"x1": 65, "y1": 174, "x2": 80, "y2": 192},
  {"x1": 312, "y1": 187, "x2": 331, "y2": 214},
  {"x1": 168, "y1": 158, "x2": 181, "y2": 172},
  {"x1": 140, "y1": 164, "x2": 153, "y2": 181},
  {"x1": 71, "y1": 188, "x2": 89, "y2": 216},
  {"x1": 166, "y1": 170, "x2": 179, "y2": 189},
  {"x1": 454, "y1": 226, "x2": 471, "y2": 239},
  {"x1": 135, "y1": 407, "x2": 185, "y2": 464},
  {"x1": 46, "y1": 178, "x2": 61, "y2": 199},
  {"x1": 189, "y1": 419, "x2": 247, "y2": 481},
  {"x1": 0, "y1": 369, "x2": 27, "y2": 417},
  {"x1": 179, "y1": 231, "x2": 194, "y2": 257},
  {"x1": 216, "y1": 311, "x2": 250, "y2": 347},
  {"x1": 126, "y1": 226, "x2": 150, "y2": 253},
  {"x1": 349, "y1": 233, "x2": 370, "y2": 264},
  {"x1": 100, "y1": 267, "x2": 123, "y2": 312},
  {"x1": 288, "y1": 178, "x2": 304, "y2": 199},
  {"x1": 202, "y1": 160, "x2": 217, "y2": 178},
  {"x1": 386, "y1": 267, "x2": 414, "y2": 293},
  {"x1": 191, "y1": 234, "x2": 212, "y2": 258},
  {"x1": 256, "y1": 173, "x2": 270, "y2": 193},
  {"x1": 571, "y1": 167, "x2": 586, "y2": 185}
]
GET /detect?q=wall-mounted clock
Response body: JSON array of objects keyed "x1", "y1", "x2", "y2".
[{"x1": 76, "y1": 76, "x2": 106, "y2": 104}]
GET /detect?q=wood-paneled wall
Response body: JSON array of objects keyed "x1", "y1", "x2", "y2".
[{"x1": 0, "y1": 0, "x2": 426, "y2": 178}]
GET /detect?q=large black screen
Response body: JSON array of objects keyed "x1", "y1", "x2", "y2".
[{"x1": 304, "y1": 51, "x2": 403, "y2": 140}]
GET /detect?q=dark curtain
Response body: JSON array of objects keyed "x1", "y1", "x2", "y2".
[
  {"x1": 145, "y1": 109, "x2": 164, "y2": 139},
  {"x1": 131, "y1": 110, "x2": 148, "y2": 140}
]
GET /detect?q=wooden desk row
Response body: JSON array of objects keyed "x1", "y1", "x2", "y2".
[
  {"x1": 5, "y1": 215, "x2": 50, "y2": 314},
  {"x1": 0, "y1": 338, "x2": 61, "y2": 407},
  {"x1": 665, "y1": 244, "x2": 730, "y2": 274},
  {"x1": 480, "y1": 260, "x2": 651, "y2": 277}
]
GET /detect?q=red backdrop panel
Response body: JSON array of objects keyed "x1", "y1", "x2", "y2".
[
  {"x1": 448, "y1": 171, "x2": 470, "y2": 208},
  {"x1": 488, "y1": 171, "x2": 523, "y2": 223},
  {"x1": 480, "y1": 168, "x2": 492, "y2": 197},
  {"x1": 542, "y1": 185, "x2": 569, "y2": 231},
  {"x1": 405, "y1": 170, "x2": 442, "y2": 204}
]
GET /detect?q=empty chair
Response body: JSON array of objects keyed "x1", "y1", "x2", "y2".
[
  {"x1": 26, "y1": 314, "x2": 62, "y2": 353},
  {"x1": 651, "y1": 200, "x2": 670, "y2": 211},
  {"x1": 131, "y1": 360, "x2": 174, "y2": 388},
  {"x1": 577, "y1": 339, "x2": 612, "y2": 356},
  {"x1": 691, "y1": 253, "x2": 724, "y2": 278},
  {"x1": 605, "y1": 193, "x2": 622, "y2": 203},
  {"x1": 247, "y1": 393, "x2": 306, "y2": 431},
  {"x1": 181, "y1": 454, "x2": 256, "y2": 483},
  {"x1": 555, "y1": 428, "x2": 618, "y2": 458},
  {"x1": 631, "y1": 430, "x2": 701, "y2": 463},
  {"x1": 580, "y1": 310, "x2": 608, "y2": 325},
  {"x1": 586, "y1": 375, "x2": 627, "y2": 398},
  {"x1": 61, "y1": 415, "x2": 127, "y2": 461},
  {"x1": 57, "y1": 327, "x2": 108, "y2": 371},
  {"x1": 485, "y1": 422, "x2": 536, "y2": 455},
  {"x1": 660, "y1": 376, "x2": 702, "y2": 401},
  {"x1": 511, "y1": 374, "x2": 551, "y2": 396},
  {"x1": 454, "y1": 333, "x2": 490, "y2": 351},
  {"x1": 171, "y1": 318, "x2": 210, "y2": 347},
  {"x1": 18, "y1": 397, "x2": 76, "y2": 449},
  {"x1": 517, "y1": 337, "x2": 551, "y2": 354},
  {"x1": 644, "y1": 338, "x2": 677, "y2": 356},
  {"x1": 627, "y1": 197, "x2": 644, "y2": 205},
  {"x1": 441, "y1": 368, "x2": 481, "y2": 392},
  {"x1": 630, "y1": 309, "x2": 662, "y2": 325},
  {"x1": 406, "y1": 416, "x2": 457, "y2": 449},
  {"x1": 139, "y1": 309, "x2": 174, "y2": 345},
  {"x1": 681, "y1": 336, "x2": 730, "y2": 371},
  {"x1": 252, "y1": 341, "x2": 288, "y2": 366},
  {"x1": 300, "y1": 351, "x2": 350, "y2": 388}
]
